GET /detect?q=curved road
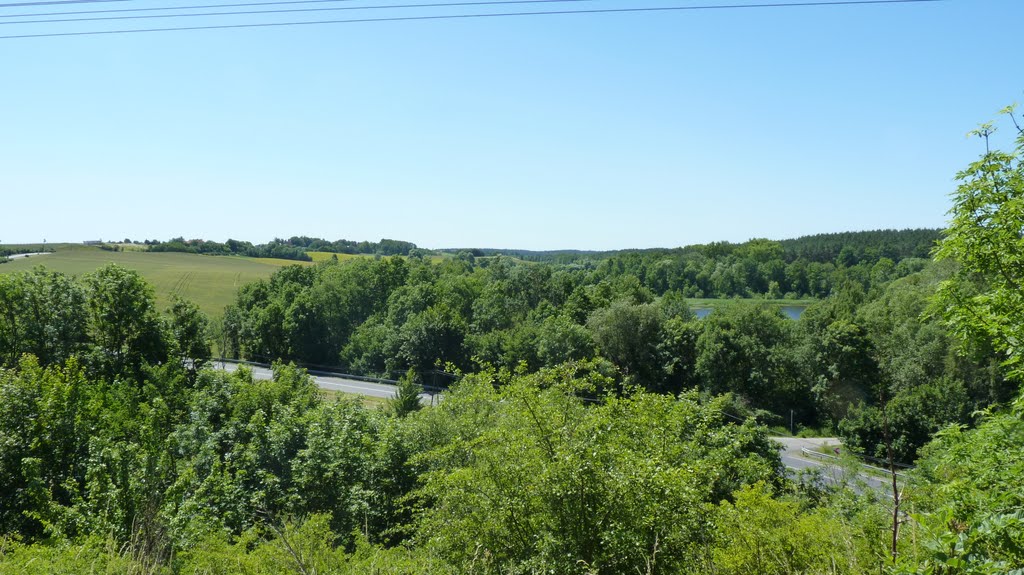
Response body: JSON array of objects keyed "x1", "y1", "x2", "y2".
[
  {"x1": 213, "y1": 360, "x2": 441, "y2": 403},
  {"x1": 215, "y1": 360, "x2": 401, "y2": 398},
  {"x1": 775, "y1": 437, "x2": 891, "y2": 492}
]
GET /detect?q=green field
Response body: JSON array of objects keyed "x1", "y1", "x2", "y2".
[
  {"x1": 306, "y1": 251, "x2": 368, "y2": 263},
  {"x1": 0, "y1": 245, "x2": 308, "y2": 318}
]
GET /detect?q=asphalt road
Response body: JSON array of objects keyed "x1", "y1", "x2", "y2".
[
  {"x1": 214, "y1": 360, "x2": 402, "y2": 399},
  {"x1": 775, "y1": 437, "x2": 891, "y2": 492}
]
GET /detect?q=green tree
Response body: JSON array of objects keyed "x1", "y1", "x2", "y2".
[
  {"x1": 696, "y1": 302, "x2": 810, "y2": 421},
  {"x1": 167, "y1": 295, "x2": 211, "y2": 376},
  {"x1": 536, "y1": 315, "x2": 596, "y2": 367},
  {"x1": 390, "y1": 368, "x2": 423, "y2": 418},
  {"x1": 411, "y1": 362, "x2": 782, "y2": 575},
  {"x1": 811, "y1": 320, "x2": 880, "y2": 424},
  {"x1": 586, "y1": 299, "x2": 666, "y2": 387},
  {"x1": 0, "y1": 268, "x2": 88, "y2": 367},
  {"x1": 83, "y1": 264, "x2": 166, "y2": 376},
  {"x1": 711, "y1": 483, "x2": 873, "y2": 575},
  {"x1": 904, "y1": 392, "x2": 1024, "y2": 573},
  {"x1": 397, "y1": 304, "x2": 468, "y2": 372},
  {"x1": 935, "y1": 105, "x2": 1024, "y2": 379}
]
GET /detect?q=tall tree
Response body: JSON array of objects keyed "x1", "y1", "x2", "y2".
[
  {"x1": 586, "y1": 299, "x2": 665, "y2": 388},
  {"x1": 935, "y1": 105, "x2": 1024, "y2": 380},
  {"x1": 0, "y1": 269, "x2": 88, "y2": 367},
  {"x1": 83, "y1": 264, "x2": 166, "y2": 376},
  {"x1": 695, "y1": 302, "x2": 810, "y2": 421},
  {"x1": 167, "y1": 295, "x2": 212, "y2": 376}
]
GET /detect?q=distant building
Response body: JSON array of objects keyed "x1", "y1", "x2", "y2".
[{"x1": 83, "y1": 240, "x2": 103, "y2": 246}]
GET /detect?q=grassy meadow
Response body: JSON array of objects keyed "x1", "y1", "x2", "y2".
[
  {"x1": 0, "y1": 244, "x2": 309, "y2": 317},
  {"x1": 306, "y1": 251, "x2": 368, "y2": 263}
]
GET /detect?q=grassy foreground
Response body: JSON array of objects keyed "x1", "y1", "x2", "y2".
[{"x1": 0, "y1": 245, "x2": 307, "y2": 317}]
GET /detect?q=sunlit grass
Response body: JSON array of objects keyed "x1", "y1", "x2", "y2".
[{"x1": 0, "y1": 245, "x2": 306, "y2": 317}]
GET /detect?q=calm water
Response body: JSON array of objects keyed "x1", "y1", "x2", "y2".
[{"x1": 693, "y1": 305, "x2": 806, "y2": 320}]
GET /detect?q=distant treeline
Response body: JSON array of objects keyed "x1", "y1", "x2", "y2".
[
  {"x1": 585, "y1": 234, "x2": 938, "y2": 300},
  {"x1": 147, "y1": 238, "x2": 313, "y2": 261},
  {"x1": 146, "y1": 236, "x2": 419, "y2": 261},
  {"x1": 0, "y1": 245, "x2": 52, "y2": 258},
  {"x1": 446, "y1": 229, "x2": 942, "y2": 300},
  {"x1": 0, "y1": 245, "x2": 54, "y2": 264},
  {"x1": 445, "y1": 228, "x2": 940, "y2": 265},
  {"x1": 278, "y1": 235, "x2": 418, "y2": 256},
  {"x1": 778, "y1": 228, "x2": 940, "y2": 263}
]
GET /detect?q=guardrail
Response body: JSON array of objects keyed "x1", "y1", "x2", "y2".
[{"x1": 800, "y1": 448, "x2": 907, "y2": 479}]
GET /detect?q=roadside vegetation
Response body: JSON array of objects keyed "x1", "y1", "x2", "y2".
[{"x1": 0, "y1": 107, "x2": 1021, "y2": 573}]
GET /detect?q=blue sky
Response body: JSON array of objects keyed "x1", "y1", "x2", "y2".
[{"x1": 1, "y1": 0, "x2": 1021, "y2": 250}]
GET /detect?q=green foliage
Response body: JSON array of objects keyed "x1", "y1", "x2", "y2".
[
  {"x1": 897, "y1": 393, "x2": 1024, "y2": 573},
  {"x1": 0, "y1": 535, "x2": 170, "y2": 575},
  {"x1": 390, "y1": 367, "x2": 423, "y2": 418},
  {"x1": 84, "y1": 264, "x2": 168, "y2": 376},
  {"x1": 696, "y1": 302, "x2": 809, "y2": 420},
  {"x1": 167, "y1": 295, "x2": 211, "y2": 375},
  {"x1": 587, "y1": 299, "x2": 666, "y2": 385},
  {"x1": 935, "y1": 107, "x2": 1024, "y2": 379},
  {"x1": 0, "y1": 357, "x2": 91, "y2": 538},
  {"x1": 811, "y1": 263, "x2": 1009, "y2": 462},
  {"x1": 410, "y1": 362, "x2": 782, "y2": 574},
  {"x1": 0, "y1": 268, "x2": 88, "y2": 367},
  {"x1": 811, "y1": 319, "x2": 880, "y2": 423},
  {"x1": 710, "y1": 483, "x2": 874, "y2": 574}
]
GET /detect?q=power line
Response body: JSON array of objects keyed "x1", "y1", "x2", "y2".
[
  {"x1": 0, "y1": 0, "x2": 949, "y2": 40},
  {"x1": 0, "y1": 0, "x2": 126, "y2": 7},
  {"x1": 0, "y1": 0, "x2": 360, "y2": 18},
  {"x1": 2, "y1": 0, "x2": 593, "y2": 25}
]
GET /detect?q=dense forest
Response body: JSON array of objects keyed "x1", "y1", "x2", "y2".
[
  {"x1": 216, "y1": 227, "x2": 997, "y2": 463},
  {"x1": 0, "y1": 111, "x2": 1021, "y2": 573},
  {"x1": 445, "y1": 227, "x2": 939, "y2": 266}
]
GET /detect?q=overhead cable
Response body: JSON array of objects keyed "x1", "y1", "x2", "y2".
[
  {"x1": 0, "y1": 0, "x2": 362, "y2": 18},
  {"x1": 0, "y1": 0, "x2": 949, "y2": 40},
  {"x1": 2, "y1": 0, "x2": 593, "y2": 25},
  {"x1": 0, "y1": 0, "x2": 126, "y2": 7}
]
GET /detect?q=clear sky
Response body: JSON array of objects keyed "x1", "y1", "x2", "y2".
[{"x1": 1, "y1": 0, "x2": 1021, "y2": 250}]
